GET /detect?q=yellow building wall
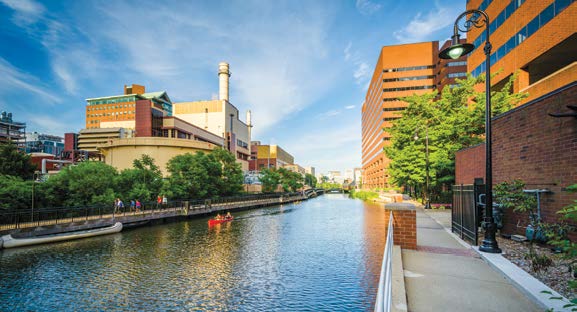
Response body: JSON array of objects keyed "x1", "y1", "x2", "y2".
[{"x1": 98, "y1": 137, "x2": 216, "y2": 176}]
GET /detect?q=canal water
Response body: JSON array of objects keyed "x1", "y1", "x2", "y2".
[{"x1": 0, "y1": 194, "x2": 388, "y2": 311}]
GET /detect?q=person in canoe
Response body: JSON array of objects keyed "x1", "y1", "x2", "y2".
[
  {"x1": 215, "y1": 213, "x2": 223, "y2": 220},
  {"x1": 225, "y1": 212, "x2": 232, "y2": 219}
]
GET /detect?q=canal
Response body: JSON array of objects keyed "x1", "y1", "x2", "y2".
[{"x1": 0, "y1": 194, "x2": 388, "y2": 311}]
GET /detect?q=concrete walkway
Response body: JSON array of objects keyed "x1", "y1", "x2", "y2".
[{"x1": 402, "y1": 208, "x2": 541, "y2": 312}]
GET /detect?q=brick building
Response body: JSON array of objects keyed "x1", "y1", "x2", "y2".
[
  {"x1": 455, "y1": 0, "x2": 577, "y2": 235},
  {"x1": 361, "y1": 41, "x2": 467, "y2": 189}
]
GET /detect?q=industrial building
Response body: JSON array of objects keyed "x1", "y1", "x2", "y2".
[
  {"x1": 25, "y1": 132, "x2": 64, "y2": 156},
  {"x1": 173, "y1": 63, "x2": 252, "y2": 171},
  {"x1": 0, "y1": 111, "x2": 26, "y2": 148},
  {"x1": 361, "y1": 41, "x2": 467, "y2": 189}
]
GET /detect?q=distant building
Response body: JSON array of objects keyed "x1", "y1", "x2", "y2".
[
  {"x1": 0, "y1": 111, "x2": 26, "y2": 148},
  {"x1": 25, "y1": 132, "x2": 64, "y2": 156},
  {"x1": 173, "y1": 63, "x2": 252, "y2": 171},
  {"x1": 283, "y1": 164, "x2": 306, "y2": 175},
  {"x1": 249, "y1": 141, "x2": 294, "y2": 171},
  {"x1": 305, "y1": 166, "x2": 315, "y2": 177}
]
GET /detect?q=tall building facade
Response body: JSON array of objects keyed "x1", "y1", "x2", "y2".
[
  {"x1": 362, "y1": 42, "x2": 437, "y2": 189},
  {"x1": 361, "y1": 41, "x2": 468, "y2": 189},
  {"x1": 466, "y1": 0, "x2": 577, "y2": 102}
]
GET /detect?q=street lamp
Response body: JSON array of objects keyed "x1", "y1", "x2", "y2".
[
  {"x1": 414, "y1": 125, "x2": 431, "y2": 209},
  {"x1": 439, "y1": 9, "x2": 501, "y2": 253},
  {"x1": 31, "y1": 170, "x2": 41, "y2": 223}
]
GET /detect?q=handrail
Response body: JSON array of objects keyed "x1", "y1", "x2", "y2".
[{"x1": 375, "y1": 211, "x2": 394, "y2": 312}]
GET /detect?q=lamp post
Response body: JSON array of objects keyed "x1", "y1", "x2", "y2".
[
  {"x1": 31, "y1": 170, "x2": 41, "y2": 223},
  {"x1": 414, "y1": 125, "x2": 431, "y2": 209},
  {"x1": 439, "y1": 9, "x2": 501, "y2": 253}
]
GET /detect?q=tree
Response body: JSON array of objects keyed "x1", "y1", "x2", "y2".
[
  {"x1": 0, "y1": 175, "x2": 33, "y2": 212},
  {"x1": 212, "y1": 148, "x2": 244, "y2": 196},
  {"x1": 117, "y1": 154, "x2": 163, "y2": 202},
  {"x1": 304, "y1": 173, "x2": 317, "y2": 188},
  {"x1": 43, "y1": 161, "x2": 118, "y2": 207},
  {"x1": 260, "y1": 168, "x2": 281, "y2": 193},
  {"x1": 165, "y1": 152, "x2": 214, "y2": 199},
  {"x1": 0, "y1": 143, "x2": 36, "y2": 179},
  {"x1": 277, "y1": 168, "x2": 304, "y2": 192},
  {"x1": 385, "y1": 74, "x2": 526, "y2": 200}
]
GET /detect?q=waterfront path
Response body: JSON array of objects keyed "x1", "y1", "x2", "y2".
[{"x1": 402, "y1": 208, "x2": 540, "y2": 312}]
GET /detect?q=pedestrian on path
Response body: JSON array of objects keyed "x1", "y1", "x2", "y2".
[{"x1": 136, "y1": 199, "x2": 141, "y2": 212}]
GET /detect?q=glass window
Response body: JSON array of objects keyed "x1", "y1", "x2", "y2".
[
  {"x1": 556, "y1": 0, "x2": 571, "y2": 14},
  {"x1": 517, "y1": 28, "x2": 527, "y2": 44},
  {"x1": 540, "y1": 4, "x2": 554, "y2": 26},
  {"x1": 526, "y1": 16, "x2": 539, "y2": 37}
]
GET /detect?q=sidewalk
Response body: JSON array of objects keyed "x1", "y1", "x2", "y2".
[{"x1": 401, "y1": 208, "x2": 541, "y2": 312}]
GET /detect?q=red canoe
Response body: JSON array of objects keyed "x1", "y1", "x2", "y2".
[{"x1": 208, "y1": 217, "x2": 233, "y2": 226}]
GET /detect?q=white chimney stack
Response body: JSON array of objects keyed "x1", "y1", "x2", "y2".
[{"x1": 218, "y1": 62, "x2": 230, "y2": 101}]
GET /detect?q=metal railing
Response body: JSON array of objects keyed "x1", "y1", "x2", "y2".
[
  {"x1": 0, "y1": 193, "x2": 304, "y2": 231},
  {"x1": 375, "y1": 211, "x2": 394, "y2": 312}
]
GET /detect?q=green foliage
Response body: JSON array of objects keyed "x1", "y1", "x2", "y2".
[
  {"x1": 385, "y1": 74, "x2": 526, "y2": 199},
  {"x1": 259, "y1": 167, "x2": 303, "y2": 193},
  {"x1": 164, "y1": 148, "x2": 243, "y2": 199},
  {"x1": 546, "y1": 184, "x2": 577, "y2": 297},
  {"x1": 304, "y1": 173, "x2": 317, "y2": 188},
  {"x1": 43, "y1": 161, "x2": 118, "y2": 207},
  {"x1": 0, "y1": 175, "x2": 34, "y2": 212},
  {"x1": 0, "y1": 143, "x2": 36, "y2": 179},
  {"x1": 319, "y1": 182, "x2": 341, "y2": 190},
  {"x1": 494, "y1": 179, "x2": 537, "y2": 217},
  {"x1": 260, "y1": 168, "x2": 281, "y2": 193},
  {"x1": 116, "y1": 154, "x2": 163, "y2": 201},
  {"x1": 212, "y1": 148, "x2": 244, "y2": 196},
  {"x1": 278, "y1": 168, "x2": 304, "y2": 192},
  {"x1": 349, "y1": 189, "x2": 379, "y2": 201}
]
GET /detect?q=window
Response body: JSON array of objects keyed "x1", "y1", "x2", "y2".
[{"x1": 539, "y1": 4, "x2": 554, "y2": 26}]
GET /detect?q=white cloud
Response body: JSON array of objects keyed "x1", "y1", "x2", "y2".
[
  {"x1": 0, "y1": 0, "x2": 44, "y2": 25},
  {"x1": 353, "y1": 62, "x2": 369, "y2": 84},
  {"x1": 344, "y1": 42, "x2": 371, "y2": 85},
  {"x1": 393, "y1": 5, "x2": 460, "y2": 43},
  {"x1": 345, "y1": 105, "x2": 356, "y2": 110},
  {"x1": 355, "y1": 0, "x2": 382, "y2": 15},
  {"x1": 0, "y1": 57, "x2": 60, "y2": 103},
  {"x1": 318, "y1": 109, "x2": 341, "y2": 119}
]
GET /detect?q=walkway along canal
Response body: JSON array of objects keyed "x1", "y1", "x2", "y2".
[{"x1": 0, "y1": 194, "x2": 388, "y2": 311}]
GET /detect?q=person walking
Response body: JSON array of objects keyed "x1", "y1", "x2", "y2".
[
  {"x1": 116, "y1": 198, "x2": 124, "y2": 213},
  {"x1": 157, "y1": 195, "x2": 162, "y2": 209},
  {"x1": 130, "y1": 200, "x2": 136, "y2": 212},
  {"x1": 162, "y1": 195, "x2": 168, "y2": 207},
  {"x1": 135, "y1": 199, "x2": 141, "y2": 212}
]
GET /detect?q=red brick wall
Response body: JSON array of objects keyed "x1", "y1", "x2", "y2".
[
  {"x1": 492, "y1": 82, "x2": 577, "y2": 234},
  {"x1": 455, "y1": 143, "x2": 486, "y2": 185},
  {"x1": 384, "y1": 208, "x2": 417, "y2": 250},
  {"x1": 135, "y1": 100, "x2": 152, "y2": 137}
]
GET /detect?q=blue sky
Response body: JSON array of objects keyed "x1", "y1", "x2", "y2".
[{"x1": 0, "y1": 0, "x2": 464, "y2": 174}]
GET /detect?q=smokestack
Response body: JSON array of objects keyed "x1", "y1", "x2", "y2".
[
  {"x1": 218, "y1": 62, "x2": 230, "y2": 101},
  {"x1": 247, "y1": 110, "x2": 252, "y2": 156}
]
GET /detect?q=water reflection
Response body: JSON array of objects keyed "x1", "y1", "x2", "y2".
[{"x1": 0, "y1": 194, "x2": 387, "y2": 311}]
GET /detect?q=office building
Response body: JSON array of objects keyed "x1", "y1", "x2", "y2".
[
  {"x1": 361, "y1": 40, "x2": 467, "y2": 189},
  {"x1": 466, "y1": 0, "x2": 577, "y2": 103}
]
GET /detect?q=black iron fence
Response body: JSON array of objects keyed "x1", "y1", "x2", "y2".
[
  {"x1": 452, "y1": 184, "x2": 485, "y2": 245},
  {"x1": 0, "y1": 193, "x2": 302, "y2": 231}
]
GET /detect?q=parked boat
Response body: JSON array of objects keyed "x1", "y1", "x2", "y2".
[
  {"x1": 0, "y1": 222, "x2": 123, "y2": 249},
  {"x1": 208, "y1": 217, "x2": 233, "y2": 226}
]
